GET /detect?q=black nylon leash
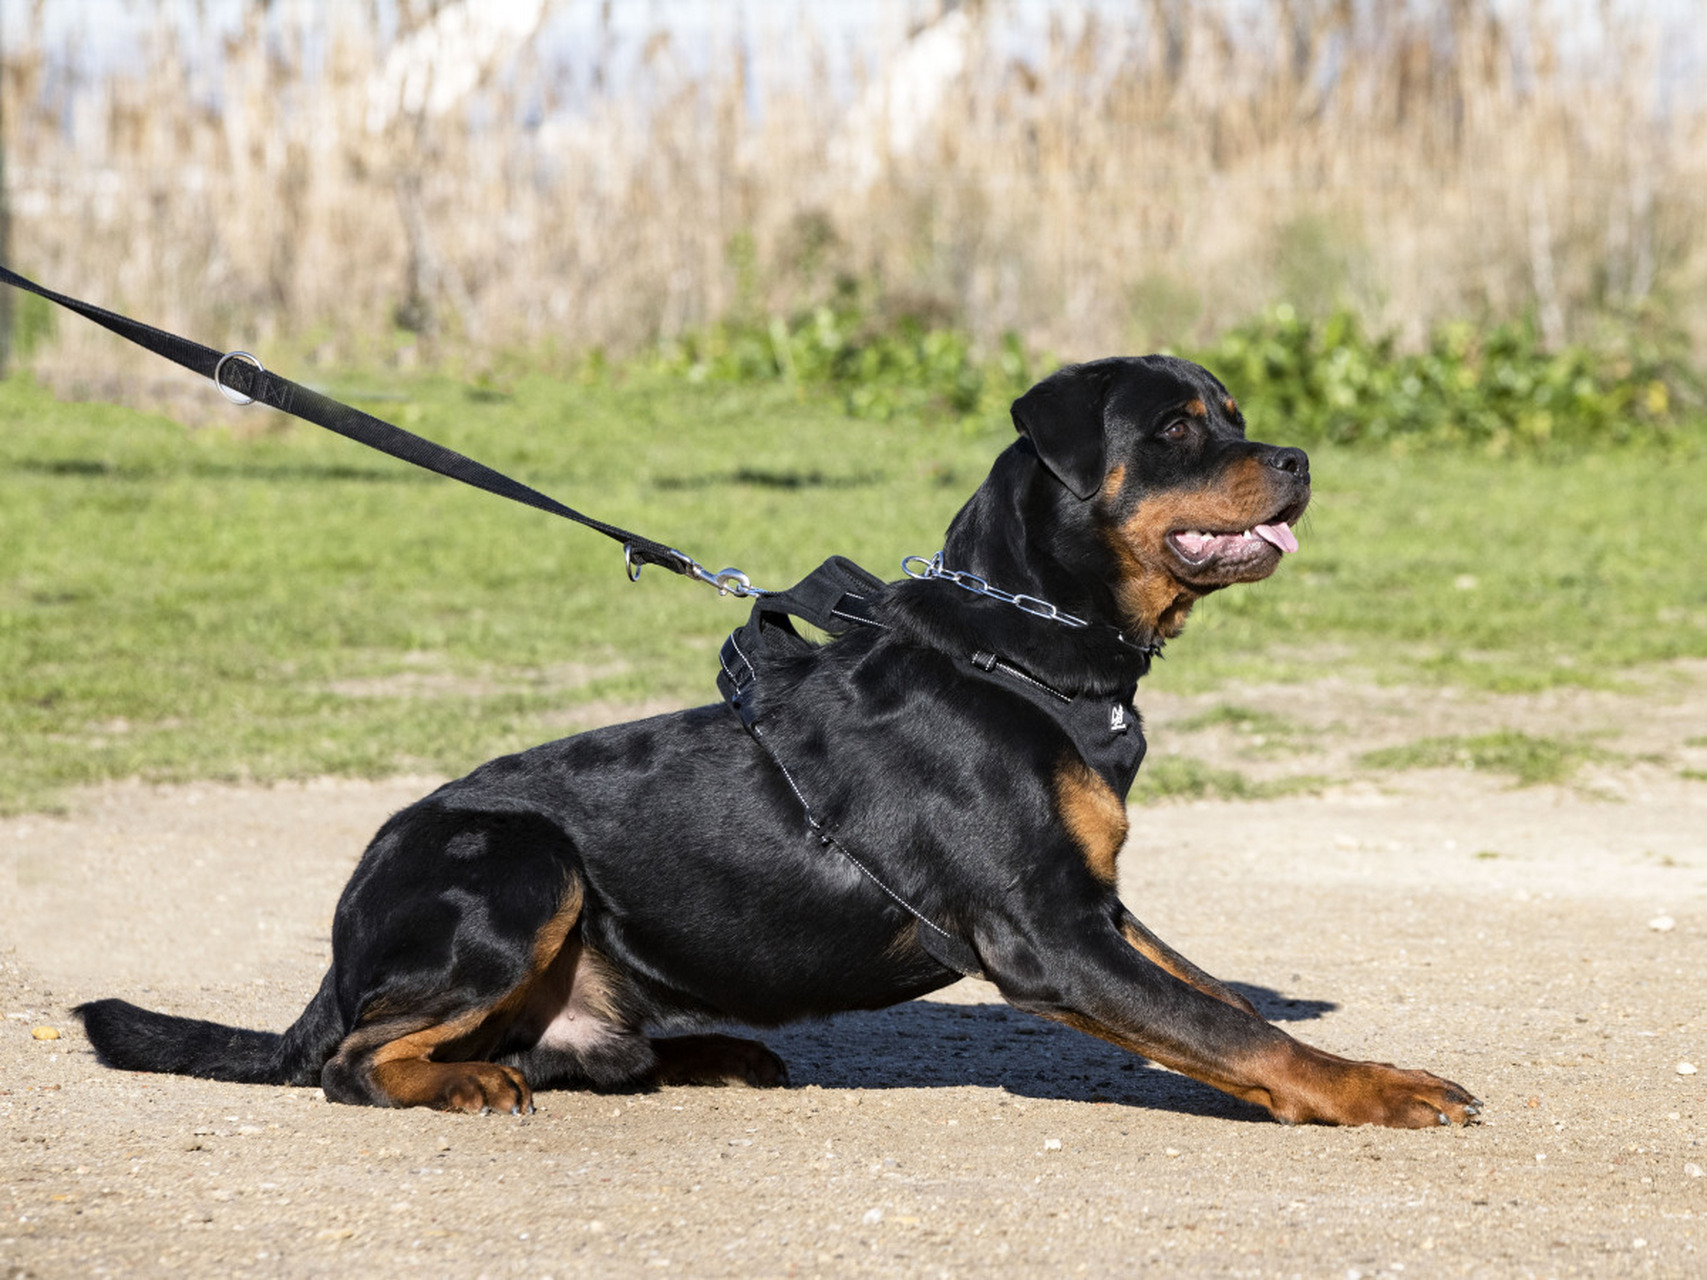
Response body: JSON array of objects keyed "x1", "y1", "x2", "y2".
[{"x1": 0, "y1": 263, "x2": 745, "y2": 587}]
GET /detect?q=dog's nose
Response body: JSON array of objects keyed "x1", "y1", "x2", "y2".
[{"x1": 1265, "y1": 447, "x2": 1310, "y2": 481}]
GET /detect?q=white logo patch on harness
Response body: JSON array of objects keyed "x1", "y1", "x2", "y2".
[{"x1": 1109, "y1": 703, "x2": 1129, "y2": 734}]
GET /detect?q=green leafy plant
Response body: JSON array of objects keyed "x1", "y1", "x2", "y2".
[
  {"x1": 648, "y1": 288, "x2": 1034, "y2": 424},
  {"x1": 1197, "y1": 307, "x2": 1696, "y2": 453}
]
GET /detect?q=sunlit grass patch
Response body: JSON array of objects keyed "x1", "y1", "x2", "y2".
[
  {"x1": 1130, "y1": 757, "x2": 1329, "y2": 804},
  {"x1": 1356, "y1": 731, "x2": 1615, "y2": 787},
  {"x1": 4, "y1": 366, "x2": 1706, "y2": 811},
  {"x1": 1174, "y1": 705, "x2": 1300, "y2": 737},
  {"x1": 1170, "y1": 704, "x2": 1311, "y2": 756}
]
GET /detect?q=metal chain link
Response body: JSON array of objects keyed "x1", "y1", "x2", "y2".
[{"x1": 901, "y1": 552, "x2": 1090, "y2": 629}]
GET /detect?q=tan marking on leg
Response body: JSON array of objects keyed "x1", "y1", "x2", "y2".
[
  {"x1": 1118, "y1": 917, "x2": 1259, "y2": 1016},
  {"x1": 1226, "y1": 1038, "x2": 1482, "y2": 1128},
  {"x1": 337, "y1": 878, "x2": 588, "y2": 1111},
  {"x1": 1055, "y1": 758, "x2": 1128, "y2": 886},
  {"x1": 370, "y1": 1051, "x2": 532, "y2": 1113},
  {"x1": 1041, "y1": 1008, "x2": 1480, "y2": 1128},
  {"x1": 1042, "y1": 1008, "x2": 1286, "y2": 1111}
]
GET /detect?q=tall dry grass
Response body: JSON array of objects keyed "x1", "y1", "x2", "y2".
[{"x1": 3, "y1": 0, "x2": 1704, "y2": 397}]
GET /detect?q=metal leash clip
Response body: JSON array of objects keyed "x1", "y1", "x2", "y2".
[{"x1": 626, "y1": 544, "x2": 769, "y2": 597}]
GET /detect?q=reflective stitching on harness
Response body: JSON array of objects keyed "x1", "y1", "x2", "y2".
[
  {"x1": 753, "y1": 727, "x2": 959, "y2": 944},
  {"x1": 830, "y1": 607, "x2": 889, "y2": 628},
  {"x1": 726, "y1": 630, "x2": 756, "y2": 685},
  {"x1": 752, "y1": 725, "x2": 814, "y2": 817},
  {"x1": 991, "y1": 658, "x2": 1072, "y2": 703}
]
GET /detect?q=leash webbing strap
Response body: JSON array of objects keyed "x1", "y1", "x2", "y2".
[{"x1": 0, "y1": 264, "x2": 689, "y2": 575}]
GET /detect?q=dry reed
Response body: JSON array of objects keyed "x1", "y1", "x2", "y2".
[{"x1": 3, "y1": 0, "x2": 1703, "y2": 397}]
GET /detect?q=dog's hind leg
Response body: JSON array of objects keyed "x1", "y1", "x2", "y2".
[
  {"x1": 337, "y1": 1020, "x2": 538, "y2": 1114},
  {"x1": 320, "y1": 873, "x2": 591, "y2": 1113},
  {"x1": 317, "y1": 806, "x2": 660, "y2": 1112}
]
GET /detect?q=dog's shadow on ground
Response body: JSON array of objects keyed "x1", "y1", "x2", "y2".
[{"x1": 744, "y1": 983, "x2": 1337, "y2": 1124}]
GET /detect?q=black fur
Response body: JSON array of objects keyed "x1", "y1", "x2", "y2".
[{"x1": 78, "y1": 356, "x2": 1481, "y2": 1127}]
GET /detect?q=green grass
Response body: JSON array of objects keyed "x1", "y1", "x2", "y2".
[
  {"x1": 1128, "y1": 758, "x2": 1328, "y2": 803},
  {"x1": 1173, "y1": 705, "x2": 1300, "y2": 736},
  {"x1": 1172, "y1": 703, "x2": 1307, "y2": 750},
  {"x1": 1356, "y1": 731, "x2": 1613, "y2": 787},
  {"x1": 3, "y1": 367, "x2": 1706, "y2": 811}
]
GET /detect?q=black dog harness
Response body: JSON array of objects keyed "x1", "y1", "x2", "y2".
[{"x1": 716, "y1": 557, "x2": 1148, "y2": 979}]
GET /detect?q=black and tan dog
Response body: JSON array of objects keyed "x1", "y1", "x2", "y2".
[{"x1": 79, "y1": 356, "x2": 1480, "y2": 1128}]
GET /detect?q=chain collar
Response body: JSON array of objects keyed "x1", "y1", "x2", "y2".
[
  {"x1": 901, "y1": 552, "x2": 1163, "y2": 658},
  {"x1": 902, "y1": 552, "x2": 1089, "y2": 627}
]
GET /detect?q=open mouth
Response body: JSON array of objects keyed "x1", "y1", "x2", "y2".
[
  {"x1": 1168, "y1": 521, "x2": 1297, "y2": 563},
  {"x1": 1165, "y1": 502, "x2": 1307, "y2": 578}
]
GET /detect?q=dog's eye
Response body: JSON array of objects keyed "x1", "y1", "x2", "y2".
[{"x1": 1160, "y1": 421, "x2": 1190, "y2": 442}]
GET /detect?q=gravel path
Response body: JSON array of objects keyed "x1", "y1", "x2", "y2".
[{"x1": 4, "y1": 694, "x2": 1705, "y2": 1278}]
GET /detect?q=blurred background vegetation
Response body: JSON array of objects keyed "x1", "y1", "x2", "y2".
[
  {"x1": 2, "y1": 0, "x2": 1705, "y2": 438},
  {"x1": 2, "y1": 0, "x2": 1705, "y2": 808}
]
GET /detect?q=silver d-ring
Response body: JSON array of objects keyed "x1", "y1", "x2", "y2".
[{"x1": 213, "y1": 350, "x2": 265, "y2": 406}]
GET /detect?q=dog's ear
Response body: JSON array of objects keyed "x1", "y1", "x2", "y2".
[{"x1": 1009, "y1": 362, "x2": 1113, "y2": 501}]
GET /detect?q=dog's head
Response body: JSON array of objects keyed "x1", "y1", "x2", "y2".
[{"x1": 1011, "y1": 355, "x2": 1311, "y2": 639}]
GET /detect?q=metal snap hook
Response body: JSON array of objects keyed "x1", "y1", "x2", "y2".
[
  {"x1": 212, "y1": 350, "x2": 265, "y2": 406},
  {"x1": 708, "y1": 568, "x2": 752, "y2": 596}
]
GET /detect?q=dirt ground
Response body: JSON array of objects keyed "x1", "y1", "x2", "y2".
[{"x1": 3, "y1": 673, "x2": 1704, "y2": 1279}]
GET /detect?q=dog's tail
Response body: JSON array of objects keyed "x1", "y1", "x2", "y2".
[{"x1": 76, "y1": 969, "x2": 345, "y2": 1087}]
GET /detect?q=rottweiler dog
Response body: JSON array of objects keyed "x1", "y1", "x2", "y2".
[{"x1": 79, "y1": 356, "x2": 1480, "y2": 1128}]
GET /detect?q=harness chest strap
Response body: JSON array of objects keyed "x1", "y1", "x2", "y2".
[
  {"x1": 716, "y1": 558, "x2": 1147, "y2": 980},
  {"x1": 711, "y1": 560, "x2": 979, "y2": 974}
]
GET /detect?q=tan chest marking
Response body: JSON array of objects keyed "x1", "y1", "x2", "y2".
[{"x1": 1055, "y1": 758, "x2": 1129, "y2": 885}]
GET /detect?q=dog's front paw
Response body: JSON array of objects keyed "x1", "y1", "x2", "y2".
[
  {"x1": 1262, "y1": 1044, "x2": 1480, "y2": 1128},
  {"x1": 1344, "y1": 1062, "x2": 1481, "y2": 1128}
]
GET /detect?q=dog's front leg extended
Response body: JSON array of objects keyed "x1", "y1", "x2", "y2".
[
  {"x1": 979, "y1": 915, "x2": 1480, "y2": 1128},
  {"x1": 1115, "y1": 907, "x2": 1260, "y2": 1018}
]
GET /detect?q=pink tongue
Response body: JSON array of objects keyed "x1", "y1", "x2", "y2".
[{"x1": 1253, "y1": 522, "x2": 1299, "y2": 554}]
